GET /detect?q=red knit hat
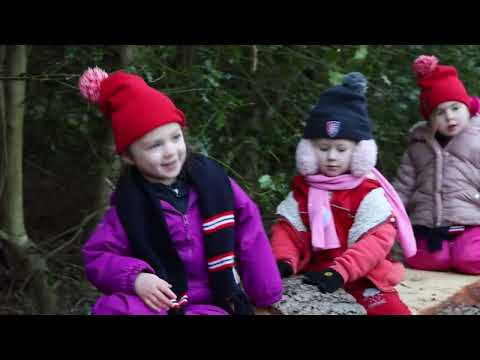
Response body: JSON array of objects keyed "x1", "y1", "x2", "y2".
[
  {"x1": 413, "y1": 55, "x2": 473, "y2": 119},
  {"x1": 79, "y1": 67, "x2": 186, "y2": 154}
]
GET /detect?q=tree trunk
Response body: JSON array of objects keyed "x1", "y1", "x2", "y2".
[
  {"x1": 88, "y1": 45, "x2": 135, "y2": 229},
  {"x1": 0, "y1": 45, "x2": 6, "y2": 201},
  {"x1": 0, "y1": 45, "x2": 57, "y2": 313},
  {"x1": 175, "y1": 46, "x2": 196, "y2": 70}
]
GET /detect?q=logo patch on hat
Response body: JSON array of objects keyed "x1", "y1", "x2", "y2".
[{"x1": 326, "y1": 120, "x2": 341, "y2": 138}]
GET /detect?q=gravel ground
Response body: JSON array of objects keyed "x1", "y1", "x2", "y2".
[
  {"x1": 435, "y1": 304, "x2": 480, "y2": 315},
  {"x1": 272, "y1": 276, "x2": 366, "y2": 315}
]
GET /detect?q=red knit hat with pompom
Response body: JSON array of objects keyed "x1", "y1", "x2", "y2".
[
  {"x1": 413, "y1": 55, "x2": 474, "y2": 119},
  {"x1": 79, "y1": 67, "x2": 186, "y2": 154}
]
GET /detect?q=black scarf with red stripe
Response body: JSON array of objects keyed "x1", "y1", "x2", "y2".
[{"x1": 115, "y1": 154, "x2": 253, "y2": 315}]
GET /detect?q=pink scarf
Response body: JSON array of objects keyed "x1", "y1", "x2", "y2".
[{"x1": 305, "y1": 168, "x2": 417, "y2": 258}]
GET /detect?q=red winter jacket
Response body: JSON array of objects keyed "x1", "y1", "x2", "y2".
[{"x1": 271, "y1": 175, "x2": 405, "y2": 292}]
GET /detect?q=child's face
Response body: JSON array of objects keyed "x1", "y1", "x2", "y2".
[
  {"x1": 122, "y1": 123, "x2": 186, "y2": 185},
  {"x1": 313, "y1": 138, "x2": 356, "y2": 177},
  {"x1": 430, "y1": 101, "x2": 470, "y2": 137}
]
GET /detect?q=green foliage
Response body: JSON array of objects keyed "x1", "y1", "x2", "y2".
[
  {"x1": 353, "y1": 45, "x2": 369, "y2": 61},
  {"x1": 24, "y1": 44, "x2": 480, "y2": 227}
]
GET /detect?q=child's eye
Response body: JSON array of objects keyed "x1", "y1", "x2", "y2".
[
  {"x1": 319, "y1": 148, "x2": 329, "y2": 152},
  {"x1": 173, "y1": 134, "x2": 181, "y2": 140},
  {"x1": 452, "y1": 105, "x2": 460, "y2": 111},
  {"x1": 337, "y1": 148, "x2": 346, "y2": 152}
]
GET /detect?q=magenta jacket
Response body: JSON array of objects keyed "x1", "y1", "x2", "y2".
[{"x1": 82, "y1": 178, "x2": 282, "y2": 315}]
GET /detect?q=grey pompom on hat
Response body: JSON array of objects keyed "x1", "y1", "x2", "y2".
[{"x1": 343, "y1": 72, "x2": 368, "y2": 95}]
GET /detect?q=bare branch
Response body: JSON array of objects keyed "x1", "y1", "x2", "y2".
[
  {"x1": 251, "y1": 45, "x2": 258, "y2": 73},
  {"x1": 0, "y1": 73, "x2": 80, "y2": 81},
  {"x1": 44, "y1": 208, "x2": 105, "y2": 245}
]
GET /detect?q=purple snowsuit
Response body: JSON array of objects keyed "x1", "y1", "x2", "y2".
[{"x1": 82, "y1": 178, "x2": 283, "y2": 315}]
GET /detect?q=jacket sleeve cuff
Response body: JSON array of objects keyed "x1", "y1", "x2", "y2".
[
  {"x1": 330, "y1": 264, "x2": 349, "y2": 285},
  {"x1": 125, "y1": 263, "x2": 155, "y2": 295}
]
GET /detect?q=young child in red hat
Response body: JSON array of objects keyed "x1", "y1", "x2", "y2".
[
  {"x1": 78, "y1": 68, "x2": 282, "y2": 315},
  {"x1": 271, "y1": 72, "x2": 415, "y2": 315},
  {"x1": 393, "y1": 55, "x2": 480, "y2": 275}
]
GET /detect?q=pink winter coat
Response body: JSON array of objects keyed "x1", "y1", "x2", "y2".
[{"x1": 393, "y1": 116, "x2": 480, "y2": 227}]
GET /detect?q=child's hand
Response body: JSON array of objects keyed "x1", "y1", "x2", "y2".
[
  {"x1": 303, "y1": 268, "x2": 344, "y2": 293},
  {"x1": 134, "y1": 272, "x2": 177, "y2": 312},
  {"x1": 277, "y1": 260, "x2": 294, "y2": 278}
]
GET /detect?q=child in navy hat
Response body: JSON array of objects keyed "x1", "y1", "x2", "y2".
[{"x1": 271, "y1": 72, "x2": 415, "y2": 315}]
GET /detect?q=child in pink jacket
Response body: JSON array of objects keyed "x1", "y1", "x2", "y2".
[
  {"x1": 393, "y1": 55, "x2": 480, "y2": 275},
  {"x1": 271, "y1": 72, "x2": 416, "y2": 315}
]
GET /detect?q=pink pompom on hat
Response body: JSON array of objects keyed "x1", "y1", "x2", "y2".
[
  {"x1": 79, "y1": 67, "x2": 186, "y2": 154},
  {"x1": 413, "y1": 55, "x2": 475, "y2": 119}
]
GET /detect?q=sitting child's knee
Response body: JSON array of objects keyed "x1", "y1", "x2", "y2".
[{"x1": 452, "y1": 255, "x2": 480, "y2": 275}]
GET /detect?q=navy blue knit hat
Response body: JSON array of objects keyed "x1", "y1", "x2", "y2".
[{"x1": 304, "y1": 72, "x2": 373, "y2": 141}]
